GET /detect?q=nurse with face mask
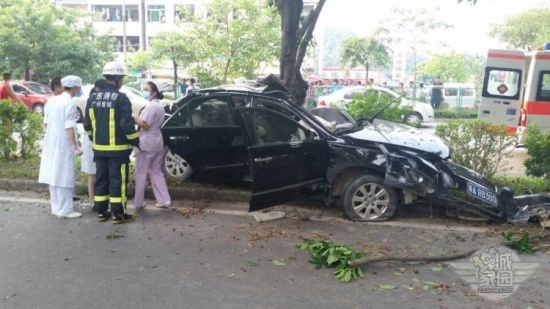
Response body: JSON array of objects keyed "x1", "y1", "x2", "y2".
[{"x1": 132, "y1": 81, "x2": 171, "y2": 210}]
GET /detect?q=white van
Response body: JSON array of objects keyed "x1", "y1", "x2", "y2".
[{"x1": 442, "y1": 83, "x2": 476, "y2": 108}]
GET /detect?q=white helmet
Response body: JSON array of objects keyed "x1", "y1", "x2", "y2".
[{"x1": 102, "y1": 62, "x2": 127, "y2": 76}]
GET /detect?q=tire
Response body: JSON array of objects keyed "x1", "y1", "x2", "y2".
[
  {"x1": 340, "y1": 174, "x2": 398, "y2": 222},
  {"x1": 32, "y1": 103, "x2": 44, "y2": 115},
  {"x1": 162, "y1": 147, "x2": 193, "y2": 180},
  {"x1": 76, "y1": 107, "x2": 83, "y2": 123},
  {"x1": 405, "y1": 112, "x2": 422, "y2": 124}
]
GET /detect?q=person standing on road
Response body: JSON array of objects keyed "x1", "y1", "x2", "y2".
[
  {"x1": 430, "y1": 76, "x2": 444, "y2": 109},
  {"x1": 185, "y1": 78, "x2": 199, "y2": 96},
  {"x1": 83, "y1": 62, "x2": 139, "y2": 224},
  {"x1": 80, "y1": 79, "x2": 106, "y2": 206},
  {"x1": 0, "y1": 72, "x2": 24, "y2": 104},
  {"x1": 38, "y1": 75, "x2": 83, "y2": 219},
  {"x1": 133, "y1": 81, "x2": 171, "y2": 210}
]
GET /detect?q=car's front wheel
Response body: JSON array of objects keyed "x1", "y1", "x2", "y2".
[
  {"x1": 340, "y1": 174, "x2": 398, "y2": 221},
  {"x1": 405, "y1": 112, "x2": 423, "y2": 124},
  {"x1": 32, "y1": 103, "x2": 44, "y2": 115},
  {"x1": 162, "y1": 148, "x2": 193, "y2": 180}
]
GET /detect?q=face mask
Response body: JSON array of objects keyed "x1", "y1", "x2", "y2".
[
  {"x1": 141, "y1": 91, "x2": 151, "y2": 100},
  {"x1": 75, "y1": 89, "x2": 83, "y2": 97}
]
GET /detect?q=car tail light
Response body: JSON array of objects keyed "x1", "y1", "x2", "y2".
[
  {"x1": 319, "y1": 100, "x2": 326, "y2": 106},
  {"x1": 520, "y1": 108, "x2": 527, "y2": 126}
]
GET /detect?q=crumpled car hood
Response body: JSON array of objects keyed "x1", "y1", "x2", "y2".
[{"x1": 345, "y1": 120, "x2": 450, "y2": 159}]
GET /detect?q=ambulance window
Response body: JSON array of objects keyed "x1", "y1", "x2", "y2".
[
  {"x1": 483, "y1": 67, "x2": 521, "y2": 100},
  {"x1": 536, "y1": 71, "x2": 550, "y2": 101}
]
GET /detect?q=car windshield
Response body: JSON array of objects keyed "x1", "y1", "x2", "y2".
[{"x1": 24, "y1": 82, "x2": 52, "y2": 94}]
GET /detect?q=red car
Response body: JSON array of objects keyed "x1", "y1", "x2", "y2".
[{"x1": 3, "y1": 81, "x2": 53, "y2": 114}]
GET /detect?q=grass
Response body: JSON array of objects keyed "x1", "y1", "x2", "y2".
[{"x1": 0, "y1": 156, "x2": 88, "y2": 182}]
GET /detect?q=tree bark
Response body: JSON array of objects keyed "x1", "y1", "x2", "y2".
[{"x1": 278, "y1": 0, "x2": 326, "y2": 106}]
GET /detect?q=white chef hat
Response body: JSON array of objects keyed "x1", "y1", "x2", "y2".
[{"x1": 61, "y1": 75, "x2": 82, "y2": 88}]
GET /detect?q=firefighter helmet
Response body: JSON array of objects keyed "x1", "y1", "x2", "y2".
[{"x1": 102, "y1": 62, "x2": 127, "y2": 76}]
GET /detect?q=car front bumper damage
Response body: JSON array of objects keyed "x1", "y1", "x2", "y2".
[{"x1": 379, "y1": 144, "x2": 550, "y2": 224}]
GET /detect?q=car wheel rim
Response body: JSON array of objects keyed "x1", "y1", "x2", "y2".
[
  {"x1": 33, "y1": 105, "x2": 44, "y2": 114},
  {"x1": 75, "y1": 109, "x2": 81, "y2": 121},
  {"x1": 165, "y1": 151, "x2": 188, "y2": 177},
  {"x1": 407, "y1": 114, "x2": 421, "y2": 123},
  {"x1": 351, "y1": 183, "x2": 389, "y2": 219}
]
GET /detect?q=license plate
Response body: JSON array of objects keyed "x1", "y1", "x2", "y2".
[{"x1": 467, "y1": 182, "x2": 498, "y2": 206}]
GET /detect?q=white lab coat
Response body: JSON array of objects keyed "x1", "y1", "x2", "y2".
[{"x1": 38, "y1": 92, "x2": 78, "y2": 188}]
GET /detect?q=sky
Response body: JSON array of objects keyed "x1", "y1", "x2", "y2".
[{"x1": 316, "y1": 0, "x2": 550, "y2": 55}]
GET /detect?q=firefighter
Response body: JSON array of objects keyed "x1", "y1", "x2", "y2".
[{"x1": 83, "y1": 62, "x2": 139, "y2": 224}]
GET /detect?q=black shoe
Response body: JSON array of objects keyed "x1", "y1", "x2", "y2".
[
  {"x1": 112, "y1": 213, "x2": 136, "y2": 225},
  {"x1": 73, "y1": 196, "x2": 81, "y2": 201},
  {"x1": 98, "y1": 211, "x2": 111, "y2": 222}
]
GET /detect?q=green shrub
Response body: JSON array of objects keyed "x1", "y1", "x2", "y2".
[
  {"x1": 13, "y1": 112, "x2": 44, "y2": 159},
  {"x1": 434, "y1": 108, "x2": 478, "y2": 119},
  {"x1": 435, "y1": 119, "x2": 517, "y2": 178},
  {"x1": 490, "y1": 175, "x2": 550, "y2": 194},
  {"x1": 335, "y1": 89, "x2": 414, "y2": 123},
  {"x1": 523, "y1": 123, "x2": 550, "y2": 179},
  {"x1": 0, "y1": 100, "x2": 31, "y2": 160}
]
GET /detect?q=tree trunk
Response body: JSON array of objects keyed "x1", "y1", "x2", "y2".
[
  {"x1": 278, "y1": 0, "x2": 326, "y2": 106},
  {"x1": 365, "y1": 63, "x2": 369, "y2": 82},
  {"x1": 172, "y1": 59, "x2": 178, "y2": 96}
]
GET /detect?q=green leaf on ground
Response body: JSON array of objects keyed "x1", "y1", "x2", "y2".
[
  {"x1": 430, "y1": 265, "x2": 443, "y2": 272},
  {"x1": 420, "y1": 236, "x2": 433, "y2": 243},
  {"x1": 378, "y1": 284, "x2": 397, "y2": 290},
  {"x1": 398, "y1": 267, "x2": 407, "y2": 272},
  {"x1": 106, "y1": 233, "x2": 125, "y2": 239},
  {"x1": 393, "y1": 271, "x2": 405, "y2": 276},
  {"x1": 245, "y1": 261, "x2": 259, "y2": 267},
  {"x1": 228, "y1": 273, "x2": 236, "y2": 278},
  {"x1": 424, "y1": 281, "x2": 439, "y2": 286},
  {"x1": 363, "y1": 230, "x2": 374, "y2": 235},
  {"x1": 411, "y1": 278, "x2": 420, "y2": 283},
  {"x1": 406, "y1": 261, "x2": 421, "y2": 265},
  {"x1": 272, "y1": 259, "x2": 286, "y2": 266}
]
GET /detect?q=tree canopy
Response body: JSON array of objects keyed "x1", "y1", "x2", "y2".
[
  {"x1": 489, "y1": 8, "x2": 550, "y2": 50},
  {"x1": 418, "y1": 51, "x2": 469, "y2": 82},
  {"x1": 340, "y1": 35, "x2": 391, "y2": 81},
  {"x1": 0, "y1": 0, "x2": 114, "y2": 82}
]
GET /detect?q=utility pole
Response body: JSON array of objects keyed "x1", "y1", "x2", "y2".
[
  {"x1": 122, "y1": 0, "x2": 127, "y2": 62},
  {"x1": 141, "y1": 0, "x2": 147, "y2": 51}
]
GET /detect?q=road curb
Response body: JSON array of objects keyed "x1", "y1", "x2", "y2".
[{"x1": 0, "y1": 178, "x2": 251, "y2": 204}]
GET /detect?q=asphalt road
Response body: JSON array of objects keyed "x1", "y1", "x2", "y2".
[{"x1": 1, "y1": 190, "x2": 549, "y2": 309}]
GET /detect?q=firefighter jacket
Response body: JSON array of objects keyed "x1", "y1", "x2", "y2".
[{"x1": 83, "y1": 83, "x2": 139, "y2": 157}]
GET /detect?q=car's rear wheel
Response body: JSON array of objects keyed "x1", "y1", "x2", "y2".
[
  {"x1": 75, "y1": 107, "x2": 83, "y2": 123},
  {"x1": 32, "y1": 103, "x2": 44, "y2": 115},
  {"x1": 405, "y1": 112, "x2": 422, "y2": 124},
  {"x1": 162, "y1": 148, "x2": 193, "y2": 180},
  {"x1": 340, "y1": 174, "x2": 398, "y2": 221}
]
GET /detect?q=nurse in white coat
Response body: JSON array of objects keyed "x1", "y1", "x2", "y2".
[{"x1": 39, "y1": 75, "x2": 84, "y2": 219}]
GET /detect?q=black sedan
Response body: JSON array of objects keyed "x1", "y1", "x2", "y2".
[{"x1": 162, "y1": 75, "x2": 550, "y2": 223}]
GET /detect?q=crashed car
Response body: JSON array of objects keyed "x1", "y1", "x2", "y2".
[{"x1": 162, "y1": 75, "x2": 550, "y2": 224}]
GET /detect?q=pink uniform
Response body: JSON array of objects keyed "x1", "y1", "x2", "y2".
[{"x1": 133, "y1": 99, "x2": 170, "y2": 208}]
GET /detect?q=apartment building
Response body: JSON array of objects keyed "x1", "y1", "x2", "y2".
[{"x1": 58, "y1": 0, "x2": 210, "y2": 52}]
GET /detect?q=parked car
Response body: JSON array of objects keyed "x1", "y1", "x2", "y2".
[
  {"x1": 0, "y1": 80, "x2": 53, "y2": 114},
  {"x1": 161, "y1": 75, "x2": 550, "y2": 223},
  {"x1": 316, "y1": 86, "x2": 435, "y2": 124},
  {"x1": 73, "y1": 85, "x2": 149, "y2": 122}
]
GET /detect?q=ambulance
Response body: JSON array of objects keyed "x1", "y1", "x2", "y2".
[{"x1": 478, "y1": 44, "x2": 550, "y2": 140}]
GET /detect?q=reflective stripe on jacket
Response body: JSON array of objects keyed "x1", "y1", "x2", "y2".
[{"x1": 83, "y1": 83, "x2": 139, "y2": 157}]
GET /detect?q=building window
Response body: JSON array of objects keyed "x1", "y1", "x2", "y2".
[
  {"x1": 175, "y1": 4, "x2": 195, "y2": 22},
  {"x1": 92, "y1": 5, "x2": 122, "y2": 22},
  {"x1": 113, "y1": 36, "x2": 140, "y2": 53},
  {"x1": 125, "y1": 5, "x2": 139, "y2": 22},
  {"x1": 148, "y1": 5, "x2": 166, "y2": 23}
]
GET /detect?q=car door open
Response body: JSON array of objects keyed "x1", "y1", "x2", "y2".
[{"x1": 236, "y1": 107, "x2": 328, "y2": 212}]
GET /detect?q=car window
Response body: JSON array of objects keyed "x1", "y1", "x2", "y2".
[
  {"x1": 239, "y1": 108, "x2": 307, "y2": 146},
  {"x1": 343, "y1": 90, "x2": 365, "y2": 100},
  {"x1": 164, "y1": 96, "x2": 235, "y2": 128},
  {"x1": 253, "y1": 97, "x2": 301, "y2": 122},
  {"x1": 24, "y1": 82, "x2": 52, "y2": 94},
  {"x1": 11, "y1": 84, "x2": 24, "y2": 93}
]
